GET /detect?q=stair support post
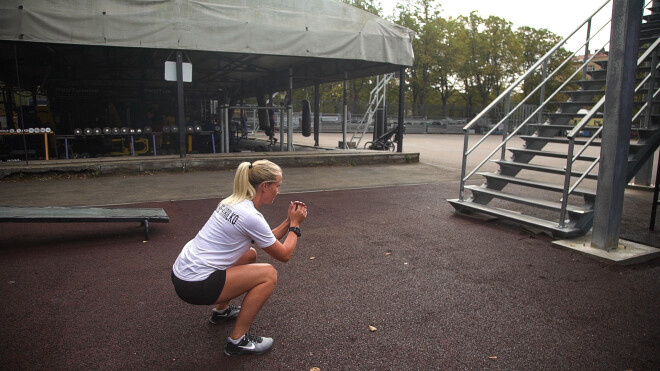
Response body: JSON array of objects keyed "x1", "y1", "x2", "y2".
[
  {"x1": 592, "y1": 0, "x2": 643, "y2": 251},
  {"x1": 582, "y1": 19, "x2": 592, "y2": 81},
  {"x1": 559, "y1": 139, "x2": 576, "y2": 228},
  {"x1": 538, "y1": 60, "x2": 548, "y2": 124},
  {"x1": 501, "y1": 93, "x2": 511, "y2": 160},
  {"x1": 459, "y1": 131, "x2": 469, "y2": 200}
]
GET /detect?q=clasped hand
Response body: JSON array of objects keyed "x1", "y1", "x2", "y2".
[{"x1": 288, "y1": 201, "x2": 307, "y2": 225}]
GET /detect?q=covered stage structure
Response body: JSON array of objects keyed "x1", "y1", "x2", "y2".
[{"x1": 0, "y1": 0, "x2": 414, "y2": 158}]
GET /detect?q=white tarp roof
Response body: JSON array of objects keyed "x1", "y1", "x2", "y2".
[
  {"x1": 0, "y1": 0, "x2": 413, "y2": 67},
  {"x1": 0, "y1": 0, "x2": 414, "y2": 96}
]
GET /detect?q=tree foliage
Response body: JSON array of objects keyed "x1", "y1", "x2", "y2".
[{"x1": 313, "y1": 0, "x2": 572, "y2": 121}]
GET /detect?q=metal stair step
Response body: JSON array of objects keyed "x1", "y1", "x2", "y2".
[
  {"x1": 477, "y1": 172, "x2": 597, "y2": 198},
  {"x1": 447, "y1": 199, "x2": 585, "y2": 239},
  {"x1": 495, "y1": 159, "x2": 599, "y2": 180},
  {"x1": 641, "y1": 20, "x2": 660, "y2": 29},
  {"x1": 586, "y1": 69, "x2": 607, "y2": 78},
  {"x1": 643, "y1": 13, "x2": 660, "y2": 22},
  {"x1": 547, "y1": 112, "x2": 603, "y2": 119},
  {"x1": 519, "y1": 135, "x2": 602, "y2": 146},
  {"x1": 640, "y1": 27, "x2": 660, "y2": 37},
  {"x1": 575, "y1": 79, "x2": 607, "y2": 89},
  {"x1": 639, "y1": 35, "x2": 660, "y2": 46},
  {"x1": 528, "y1": 124, "x2": 573, "y2": 135},
  {"x1": 528, "y1": 124, "x2": 574, "y2": 130},
  {"x1": 508, "y1": 147, "x2": 598, "y2": 162},
  {"x1": 562, "y1": 89, "x2": 605, "y2": 98},
  {"x1": 557, "y1": 100, "x2": 602, "y2": 107},
  {"x1": 594, "y1": 60, "x2": 608, "y2": 68},
  {"x1": 464, "y1": 185, "x2": 592, "y2": 216}
]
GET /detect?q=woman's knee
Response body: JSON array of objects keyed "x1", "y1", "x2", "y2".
[{"x1": 263, "y1": 264, "x2": 278, "y2": 287}]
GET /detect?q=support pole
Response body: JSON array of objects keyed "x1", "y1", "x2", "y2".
[
  {"x1": 176, "y1": 51, "x2": 186, "y2": 158},
  {"x1": 220, "y1": 106, "x2": 225, "y2": 153},
  {"x1": 591, "y1": 0, "x2": 643, "y2": 251},
  {"x1": 13, "y1": 44, "x2": 29, "y2": 164},
  {"x1": 342, "y1": 71, "x2": 348, "y2": 149},
  {"x1": 279, "y1": 104, "x2": 284, "y2": 151},
  {"x1": 397, "y1": 67, "x2": 405, "y2": 152},
  {"x1": 287, "y1": 68, "x2": 293, "y2": 151},
  {"x1": 314, "y1": 82, "x2": 320, "y2": 147},
  {"x1": 224, "y1": 104, "x2": 230, "y2": 152}
]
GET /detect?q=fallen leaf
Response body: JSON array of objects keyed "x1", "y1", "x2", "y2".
[
  {"x1": 385, "y1": 252, "x2": 392, "y2": 256},
  {"x1": 310, "y1": 368, "x2": 321, "y2": 371},
  {"x1": 488, "y1": 356, "x2": 498, "y2": 360},
  {"x1": 368, "y1": 325, "x2": 377, "y2": 332},
  {"x1": 310, "y1": 256, "x2": 316, "y2": 260}
]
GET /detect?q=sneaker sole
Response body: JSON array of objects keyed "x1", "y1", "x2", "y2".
[
  {"x1": 209, "y1": 314, "x2": 239, "y2": 325},
  {"x1": 224, "y1": 346, "x2": 273, "y2": 356}
]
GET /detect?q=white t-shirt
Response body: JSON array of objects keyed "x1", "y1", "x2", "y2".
[{"x1": 172, "y1": 199, "x2": 277, "y2": 281}]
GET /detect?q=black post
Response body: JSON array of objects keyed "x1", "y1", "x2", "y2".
[
  {"x1": 314, "y1": 82, "x2": 320, "y2": 147},
  {"x1": 397, "y1": 66, "x2": 405, "y2": 152},
  {"x1": 14, "y1": 43, "x2": 28, "y2": 164},
  {"x1": 176, "y1": 51, "x2": 186, "y2": 158}
]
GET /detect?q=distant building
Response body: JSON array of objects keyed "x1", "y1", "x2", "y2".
[{"x1": 572, "y1": 50, "x2": 609, "y2": 73}]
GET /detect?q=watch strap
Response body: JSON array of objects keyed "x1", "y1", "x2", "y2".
[{"x1": 288, "y1": 226, "x2": 301, "y2": 237}]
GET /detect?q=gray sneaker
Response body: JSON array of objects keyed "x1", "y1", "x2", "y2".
[
  {"x1": 209, "y1": 304, "x2": 240, "y2": 324},
  {"x1": 224, "y1": 333, "x2": 274, "y2": 356}
]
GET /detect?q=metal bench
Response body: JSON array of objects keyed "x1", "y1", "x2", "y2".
[{"x1": 0, "y1": 206, "x2": 169, "y2": 241}]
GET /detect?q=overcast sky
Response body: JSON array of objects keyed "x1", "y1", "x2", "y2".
[{"x1": 378, "y1": 0, "x2": 616, "y2": 53}]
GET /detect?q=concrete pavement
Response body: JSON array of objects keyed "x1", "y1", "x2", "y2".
[{"x1": 0, "y1": 133, "x2": 658, "y2": 369}]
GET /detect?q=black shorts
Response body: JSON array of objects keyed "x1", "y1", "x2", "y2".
[{"x1": 171, "y1": 269, "x2": 226, "y2": 305}]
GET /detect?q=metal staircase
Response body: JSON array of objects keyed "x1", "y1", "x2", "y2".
[
  {"x1": 350, "y1": 73, "x2": 394, "y2": 148},
  {"x1": 448, "y1": 0, "x2": 660, "y2": 239}
]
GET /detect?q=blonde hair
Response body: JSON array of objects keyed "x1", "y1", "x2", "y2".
[{"x1": 220, "y1": 160, "x2": 282, "y2": 206}]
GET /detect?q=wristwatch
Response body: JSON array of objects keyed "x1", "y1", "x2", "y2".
[{"x1": 288, "y1": 226, "x2": 301, "y2": 237}]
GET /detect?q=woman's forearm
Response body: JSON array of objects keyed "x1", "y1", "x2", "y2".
[{"x1": 272, "y1": 218, "x2": 291, "y2": 240}]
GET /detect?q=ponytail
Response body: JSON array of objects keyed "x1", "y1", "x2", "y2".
[{"x1": 220, "y1": 160, "x2": 282, "y2": 206}]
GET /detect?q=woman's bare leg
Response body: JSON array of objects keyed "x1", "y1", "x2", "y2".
[
  {"x1": 215, "y1": 248, "x2": 256, "y2": 311},
  {"x1": 215, "y1": 263, "x2": 277, "y2": 339}
]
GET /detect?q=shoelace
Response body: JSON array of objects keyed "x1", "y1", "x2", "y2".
[
  {"x1": 218, "y1": 303, "x2": 239, "y2": 314},
  {"x1": 244, "y1": 333, "x2": 262, "y2": 344}
]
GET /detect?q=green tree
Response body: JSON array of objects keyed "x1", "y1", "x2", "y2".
[
  {"x1": 514, "y1": 26, "x2": 572, "y2": 112},
  {"x1": 393, "y1": 0, "x2": 442, "y2": 116},
  {"x1": 430, "y1": 16, "x2": 461, "y2": 117}
]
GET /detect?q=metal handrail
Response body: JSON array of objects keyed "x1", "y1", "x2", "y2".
[
  {"x1": 462, "y1": 0, "x2": 612, "y2": 132},
  {"x1": 459, "y1": 47, "x2": 608, "y2": 197},
  {"x1": 458, "y1": 0, "x2": 613, "y2": 200},
  {"x1": 558, "y1": 33, "x2": 660, "y2": 227}
]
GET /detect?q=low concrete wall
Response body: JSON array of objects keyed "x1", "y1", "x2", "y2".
[{"x1": 0, "y1": 151, "x2": 419, "y2": 179}]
